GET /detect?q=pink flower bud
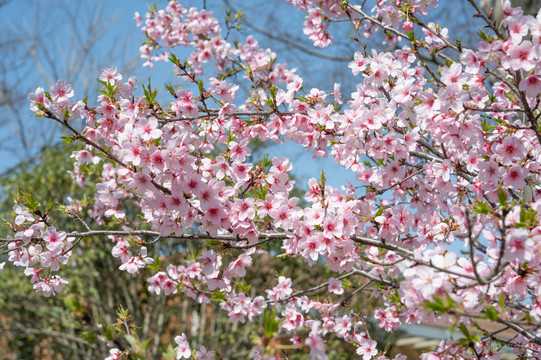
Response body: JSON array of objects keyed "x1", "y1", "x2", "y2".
[{"x1": 403, "y1": 20, "x2": 414, "y2": 32}]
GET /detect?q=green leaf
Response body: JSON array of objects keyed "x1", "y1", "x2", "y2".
[
  {"x1": 210, "y1": 291, "x2": 225, "y2": 302},
  {"x1": 422, "y1": 296, "x2": 447, "y2": 313},
  {"x1": 458, "y1": 322, "x2": 471, "y2": 340},
  {"x1": 164, "y1": 82, "x2": 177, "y2": 98},
  {"x1": 389, "y1": 289, "x2": 401, "y2": 304},
  {"x1": 81, "y1": 330, "x2": 97, "y2": 344},
  {"x1": 525, "y1": 311, "x2": 533, "y2": 323},
  {"x1": 449, "y1": 322, "x2": 457, "y2": 336},
  {"x1": 269, "y1": 84, "x2": 277, "y2": 98},
  {"x1": 35, "y1": 103, "x2": 49, "y2": 115},
  {"x1": 477, "y1": 30, "x2": 491, "y2": 42},
  {"x1": 261, "y1": 153, "x2": 272, "y2": 168},
  {"x1": 197, "y1": 79, "x2": 205, "y2": 94},
  {"x1": 255, "y1": 184, "x2": 269, "y2": 200},
  {"x1": 116, "y1": 305, "x2": 129, "y2": 319},
  {"x1": 142, "y1": 78, "x2": 158, "y2": 104},
  {"x1": 101, "y1": 325, "x2": 115, "y2": 340},
  {"x1": 480, "y1": 118, "x2": 496, "y2": 132},
  {"x1": 60, "y1": 136, "x2": 75, "y2": 144},
  {"x1": 497, "y1": 189, "x2": 508, "y2": 206},
  {"x1": 97, "y1": 80, "x2": 119, "y2": 99},
  {"x1": 473, "y1": 202, "x2": 491, "y2": 215},
  {"x1": 21, "y1": 191, "x2": 39, "y2": 211},
  {"x1": 320, "y1": 169, "x2": 326, "y2": 189},
  {"x1": 263, "y1": 309, "x2": 281, "y2": 339},
  {"x1": 244, "y1": 65, "x2": 253, "y2": 78},
  {"x1": 445, "y1": 294, "x2": 457, "y2": 308},
  {"x1": 407, "y1": 31, "x2": 415, "y2": 42},
  {"x1": 235, "y1": 280, "x2": 251, "y2": 293},
  {"x1": 498, "y1": 292, "x2": 506, "y2": 311},
  {"x1": 142, "y1": 337, "x2": 152, "y2": 352},
  {"x1": 161, "y1": 345, "x2": 177, "y2": 359},
  {"x1": 482, "y1": 306, "x2": 499, "y2": 321},
  {"x1": 520, "y1": 206, "x2": 526, "y2": 223},
  {"x1": 46, "y1": 200, "x2": 54, "y2": 213},
  {"x1": 124, "y1": 334, "x2": 139, "y2": 348},
  {"x1": 147, "y1": 256, "x2": 161, "y2": 270},
  {"x1": 169, "y1": 53, "x2": 182, "y2": 67}
]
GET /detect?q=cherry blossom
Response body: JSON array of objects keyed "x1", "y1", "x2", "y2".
[
  {"x1": 6, "y1": 0, "x2": 541, "y2": 359},
  {"x1": 327, "y1": 277, "x2": 344, "y2": 295},
  {"x1": 174, "y1": 333, "x2": 191, "y2": 359},
  {"x1": 104, "y1": 348, "x2": 122, "y2": 360}
]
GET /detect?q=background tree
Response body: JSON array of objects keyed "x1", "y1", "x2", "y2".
[
  {"x1": 0, "y1": 0, "x2": 140, "y2": 170},
  {"x1": 1, "y1": 144, "x2": 384, "y2": 359}
]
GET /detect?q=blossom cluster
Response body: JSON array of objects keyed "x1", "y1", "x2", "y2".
[
  {"x1": 7, "y1": 205, "x2": 70, "y2": 297},
  {"x1": 5, "y1": 0, "x2": 541, "y2": 359}
]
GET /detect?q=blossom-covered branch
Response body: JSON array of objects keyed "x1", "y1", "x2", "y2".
[{"x1": 5, "y1": 0, "x2": 541, "y2": 359}]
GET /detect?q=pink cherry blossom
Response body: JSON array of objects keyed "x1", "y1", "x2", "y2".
[
  {"x1": 356, "y1": 338, "x2": 378, "y2": 360},
  {"x1": 519, "y1": 74, "x2": 541, "y2": 98},
  {"x1": 503, "y1": 165, "x2": 528, "y2": 188},
  {"x1": 41, "y1": 227, "x2": 66, "y2": 254},
  {"x1": 497, "y1": 136, "x2": 526, "y2": 165},
  {"x1": 327, "y1": 277, "x2": 344, "y2": 295},
  {"x1": 13, "y1": 204, "x2": 34, "y2": 226},
  {"x1": 49, "y1": 80, "x2": 74, "y2": 107},
  {"x1": 174, "y1": 333, "x2": 191, "y2": 359},
  {"x1": 105, "y1": 348, "x2": 122, "y2": 360},
  {"x1": 15, "y1": 1, "x2": 541, "y2": 359},
  {"x1": 99, "y1": 66, "x2": 123, "y2": 85},
  {"x1": 224, "y1": 253, "x2": 252, "y2": 279}
]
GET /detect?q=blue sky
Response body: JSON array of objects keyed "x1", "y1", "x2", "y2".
[
  {"x1": 0, "y1": 0, "x2": 152, "y2": 169},
  {"x1": 0, "y1": 0, "x2": 359, "y2": 190},
  {"x1": 0, "y1": 0, "x2": 487, "y2": 191}
]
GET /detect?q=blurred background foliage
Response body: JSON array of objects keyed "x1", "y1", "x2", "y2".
[{"x1": 0, "y1": 141, "x2": 384, "y2": 359}]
